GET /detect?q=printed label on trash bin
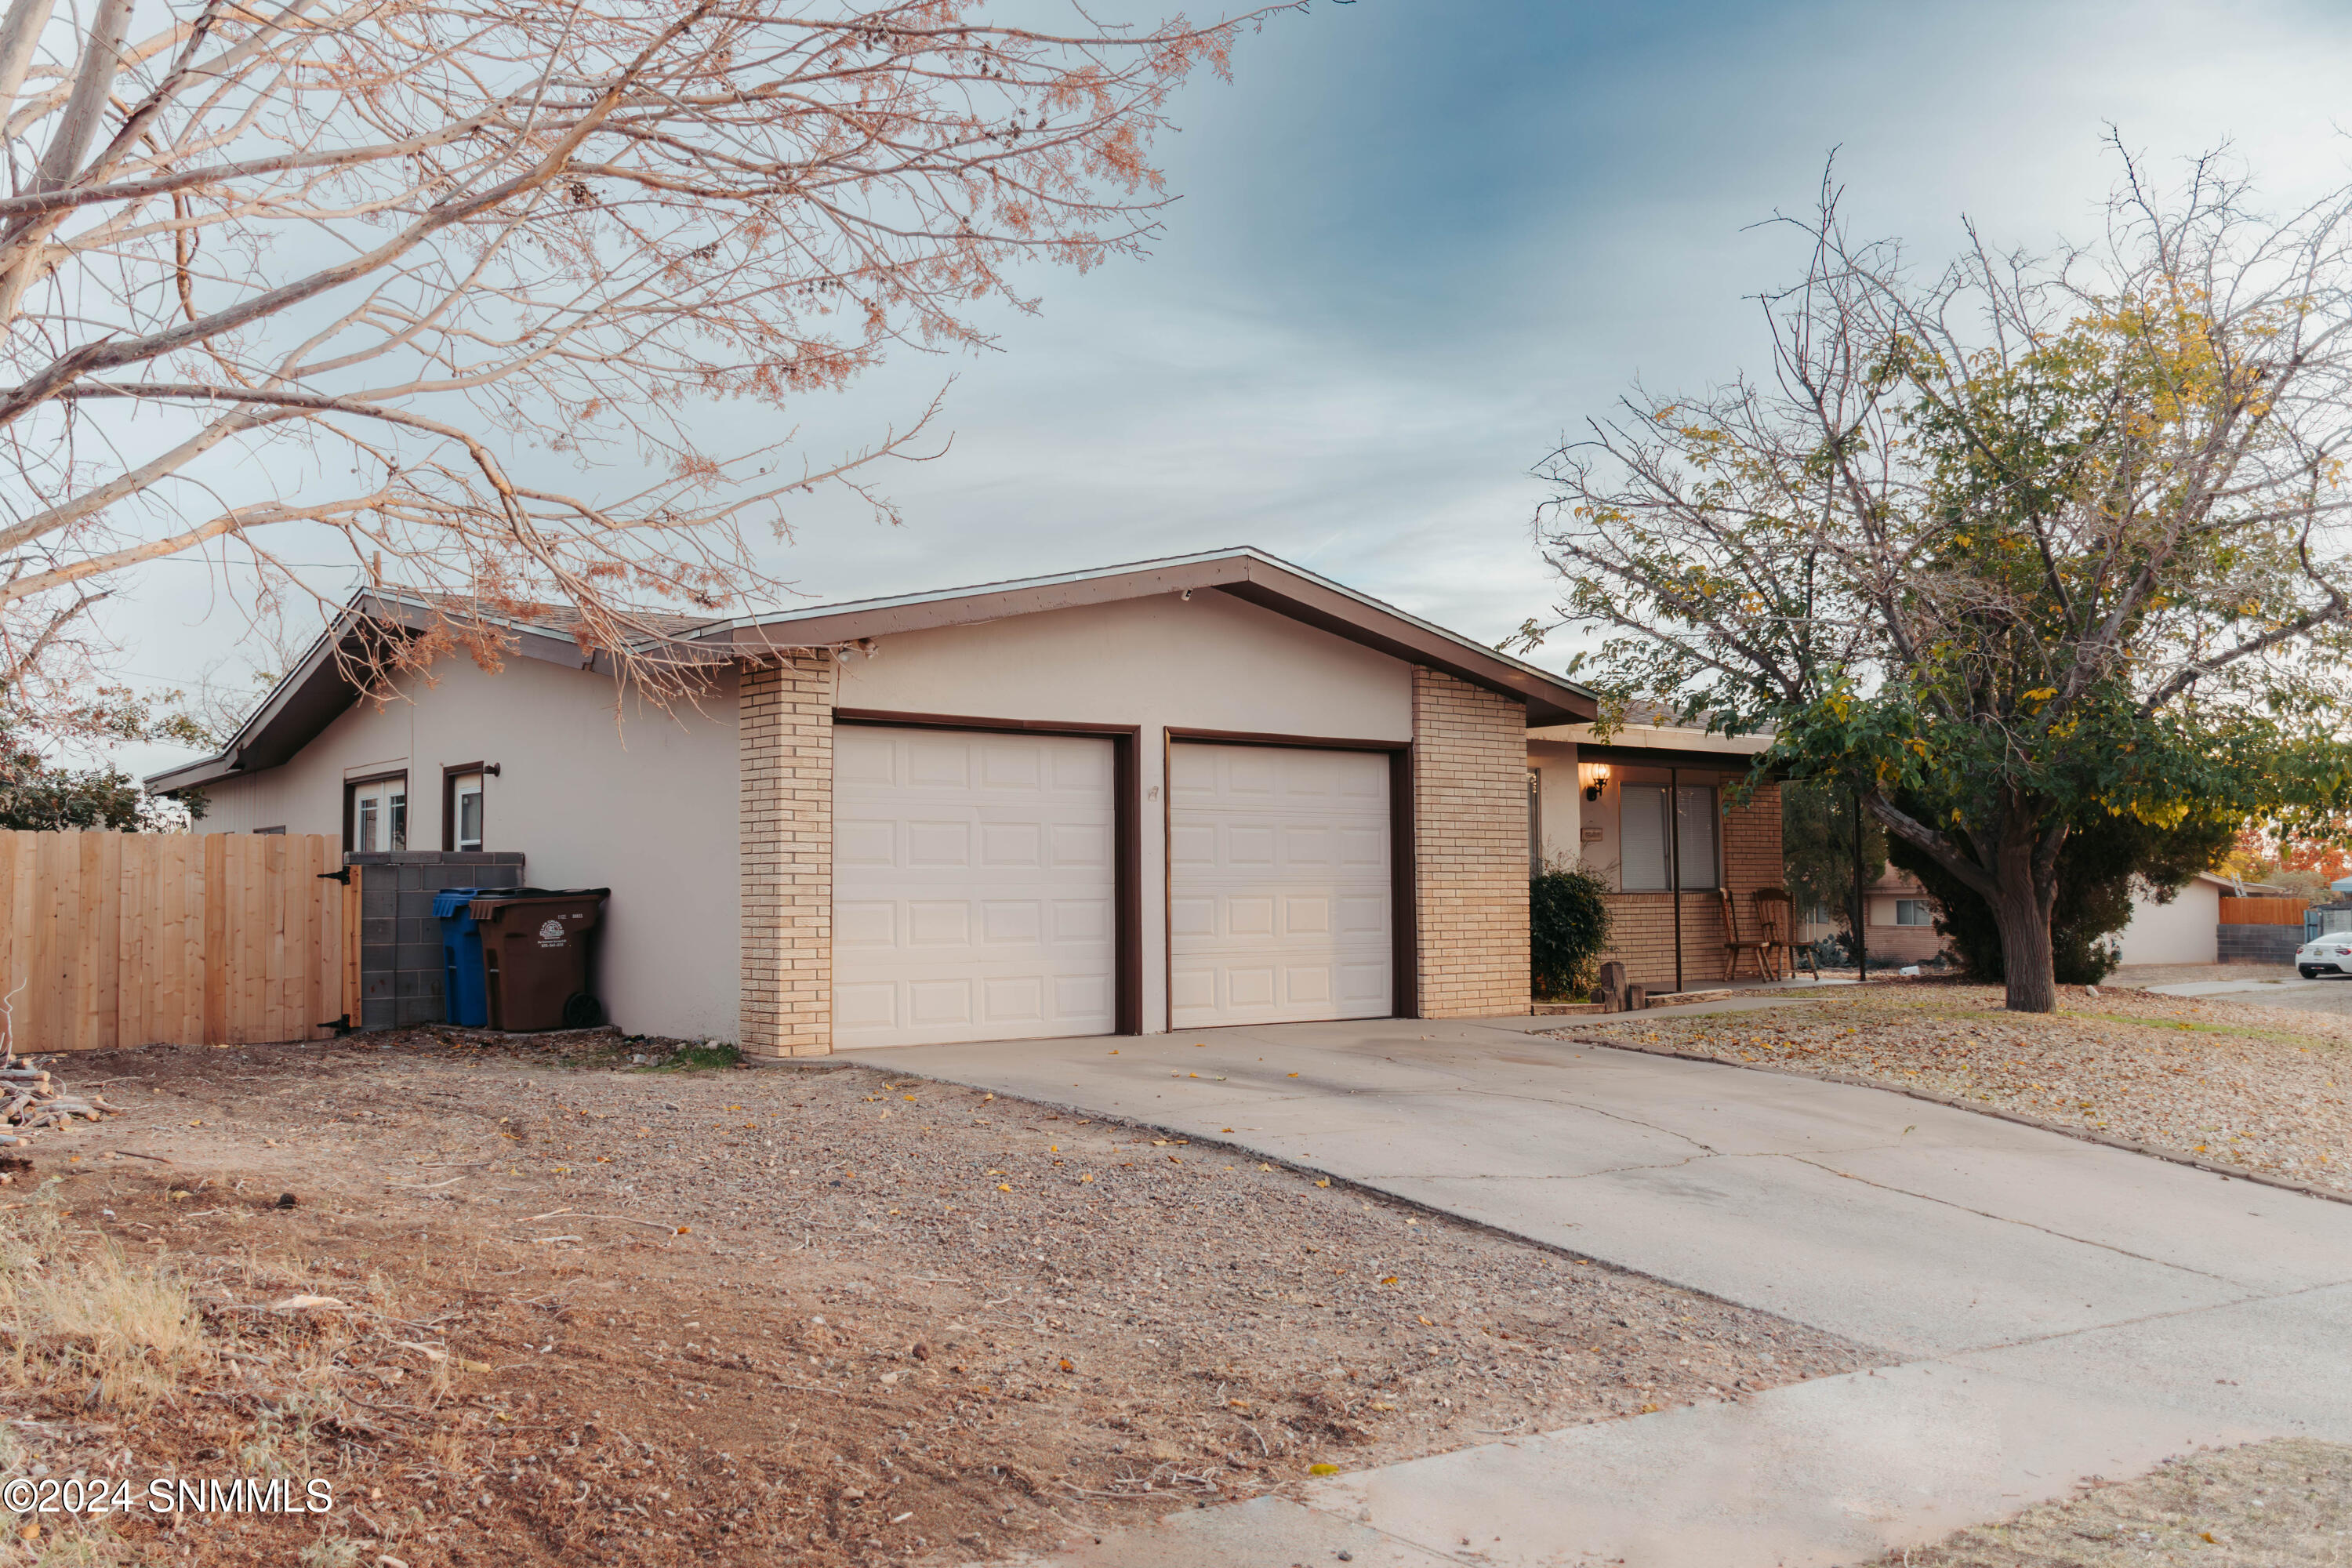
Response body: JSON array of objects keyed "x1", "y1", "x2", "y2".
[{"x1": 537, "y1": 919, "x2": 568, "y2": 948}]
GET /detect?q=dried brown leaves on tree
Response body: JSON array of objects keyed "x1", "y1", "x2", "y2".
[{"x1": 0, "y1": 0, "x2": 1289, "y2": 732}]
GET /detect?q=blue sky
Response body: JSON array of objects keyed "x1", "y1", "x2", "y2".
[{"x1": 114, "y1": 0, "x2": 2352, "y2": 775}]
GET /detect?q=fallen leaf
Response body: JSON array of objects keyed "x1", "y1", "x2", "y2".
[
  {"x1": 459, "y1": 1359, "x2": 492, "y2": 1374},
  {"x1": 1079, "y1": 1173, "x2": 1094, "y2": 1183},
  {"x1": 996, "y1": 1183, "x2": 1012, "y2": 1192},
  {"x1": 1315, "y1": 1178, "x2": 1330, "y2": 1188},
  {"x1": 1058, "y1": 1358, "x2": 1074, "y2": 1373},
  {"x1": 1381, "y1": 1276, "x2": 1399, "y2": 1285},
  {"x1": 1308, "y1": 1463, "x2": 1339, "y2": 1476},
  {"x1": 271, "y1": 1294, "x2": 348, "y2": 1312},
  {"x1": 1417, "y1": 1316, "x2": 1434, "y2": 1327}
]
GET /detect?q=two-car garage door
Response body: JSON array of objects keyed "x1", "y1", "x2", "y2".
[{"x1": 832, "y1": 725, "x2": 1393, "y2": 1046}]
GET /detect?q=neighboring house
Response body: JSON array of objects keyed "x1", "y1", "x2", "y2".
[
  {"x1": 151, "y1": 550, "x2": 1607, "y2": 1052},
  {"x1": 1527, "y1": 720, "x2": 1784, "y2": 993},
  {"x1": 1799, "y1": 866, "x2": 2258, "y2": 968},
  {"x1": 1795, "y1": 866, "x2": 1945, "y2": 965}
]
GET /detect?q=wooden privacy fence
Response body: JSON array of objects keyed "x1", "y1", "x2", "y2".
[
  {"x1": 2219, "y1": 896, "x2": 2310, "y2": 926},
  {"x1": 0, "y1": 831, "x2": 352, "y2": 1053}
]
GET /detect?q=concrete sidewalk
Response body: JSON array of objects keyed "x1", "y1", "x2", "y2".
[{"x1": 880, "y1": 1016, "x2": 2352, "y2": 1567}]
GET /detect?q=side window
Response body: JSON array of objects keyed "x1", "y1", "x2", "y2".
[
  {"x1": 1620, "y1": 782, "x2": 1721, "y2": 890},
  {"x1": 1673, "y1": 785, "x2": 1720, "y2": 891},
  {"x1": 1895, "y1": 898, "x2": 1933, "y2": 927},
  {"x1": 1621, "y1": 784, "x2": 1671, "y2": 890},
  {"x1": 447, "y1": 769, "x2": 485, "y2": 851},
  {"x1": 344, "y1": 775, "x2": 408, "y2": 853}
]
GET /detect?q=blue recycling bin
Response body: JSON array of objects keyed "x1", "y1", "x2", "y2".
[{"x1": 434, "y1": 887, "x2": 494, "y2": 1026}]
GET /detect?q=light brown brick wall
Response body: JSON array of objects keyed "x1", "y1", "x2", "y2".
[
  {"x1": 1596, "y1": 782, "x2": 1783, "y2": 991},
  {"x1": 1411, "y1": 668, "x2": 1529, "y2": 1018},
  {"x1": 739, "y1": 655, "x2": 835, "y2": 1056}
]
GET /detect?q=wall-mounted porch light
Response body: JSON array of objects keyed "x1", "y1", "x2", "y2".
[{"x1": 1584, "y1": 764, "x2": 1611, "y2": 802}]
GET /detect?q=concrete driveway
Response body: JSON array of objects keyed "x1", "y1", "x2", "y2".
[{"x1": 880, "y1": 1014, "x2": 2352, "y2": 1567}]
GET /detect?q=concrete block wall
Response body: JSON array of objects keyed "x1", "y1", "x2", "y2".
[
  {"x1": 2219, "y1": 924, "x2": 2303, "y2": 964},
  {"x1": 1411, "y1": 667, "x2": 1530, "y2": 1018},
  {"x1": 739, "y1": 654, "x2": 836, "y2": 1057},
  {"x1": 347, "y1": 851, "x2": 527, "y2": 1028}
]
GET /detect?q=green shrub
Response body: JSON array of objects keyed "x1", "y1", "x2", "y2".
[{"x1": 1531, "y1": 867, "x2": 1613, "y2": 1000}]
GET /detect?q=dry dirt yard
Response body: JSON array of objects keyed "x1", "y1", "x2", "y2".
[
  {"x1": 0, "y1": 1029, "x2": 1871, "y2": 1567},
  {"x1": 1866, "y1": 1438, "x2": 2352, "y2": 1566},
  {"x1": 1559, "y1": 982, "x2": 2352, "y2": 1197}
]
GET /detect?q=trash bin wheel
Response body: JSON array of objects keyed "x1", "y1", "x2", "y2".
[{"x1": 561, "y1": 993, "x2": 605, "y2": 1029}]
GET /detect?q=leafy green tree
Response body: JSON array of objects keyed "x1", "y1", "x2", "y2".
[
  {"x1": 1525, "y1": 153, "x2": 2352, "y2": 1011},
  {"x1": 0, "y1": 685, "x2": 206, "y2": 830},
  {"x1": 1887, "y1": 805, "x2": 2238, "y2": 984},
  {"x1": 1780, "y1": 779, "x2": 1884, "y2": 957}
]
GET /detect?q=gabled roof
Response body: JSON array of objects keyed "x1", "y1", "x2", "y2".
[{"x1": 145, "y1": 547, "x2": 1597, "y2": 793}]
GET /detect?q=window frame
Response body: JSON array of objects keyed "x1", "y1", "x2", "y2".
[
  {"x1": 442, "y1": 762, "x2": 488, "y2": 852},
  {"x1": 1894, "y1": 897, "x2": 1933, "y2": 927},
  {"x1": 1617, "y1": 780, "x2": 1722, "y2": 891},
  {"x1": 341, "y1": 771, "x2": 408, "y2": 854}
]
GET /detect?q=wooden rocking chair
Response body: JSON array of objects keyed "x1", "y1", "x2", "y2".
[
  {"x1": 1718, "y1": 887, "x2": 1773, "y2": 980},
  {"x1": 1751, "y1": 887, "x2": 1804, "y2": 981}
]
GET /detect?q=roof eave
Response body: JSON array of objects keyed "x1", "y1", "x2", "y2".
[{"x1": 702, "y1": 548, "x2": 1599, "y2": 724}]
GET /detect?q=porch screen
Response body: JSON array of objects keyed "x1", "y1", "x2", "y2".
[{"x1": 1619, "y1": 784, "x2": 1720, "y2": 891}]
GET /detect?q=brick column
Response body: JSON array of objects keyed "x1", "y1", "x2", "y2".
[
  {"x1": 739, "y1": 654, "x2": 835, "y2": 1056},
  {"x1": 1410, "y1": 667, "x2": 1530, "y2": 1018}
]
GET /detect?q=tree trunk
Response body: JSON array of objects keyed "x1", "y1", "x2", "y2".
[{"x1": 1991, "y1": 821, "x2": 2060, "y2": 1013}]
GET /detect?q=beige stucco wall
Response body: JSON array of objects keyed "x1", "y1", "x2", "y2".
[
  {"x1": 195, "y1": 656, "x2": 744, "y2": 1040},
  {"x1": 2116, "y1": 877, "x2": 2222, "y2": 966},
  {"x1": 829, "y1": 590, "x2": 1412, "y2": 1034},
  {"x1": 198, "y1": 590, "x2": 1414, "y2": 1042},
  {"x1": 1526, "y1": 739, "x2": 1581, "y2": 869}
]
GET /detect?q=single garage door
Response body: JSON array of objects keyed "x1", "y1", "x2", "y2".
[
  {"x1": 834, "y1": 726, "x2": 1117, "y2": 1047},
  {"x1": 1168, "y1": 742, "x2": 1392, "y2": 1028}
]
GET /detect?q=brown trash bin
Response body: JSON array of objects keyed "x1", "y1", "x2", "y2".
[{"x1": 470, "y1": 888, "x2": 610, "y2": 1032}]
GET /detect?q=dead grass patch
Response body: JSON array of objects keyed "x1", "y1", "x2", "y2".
[
  {"x1": 1871, "y1": 1438, "x2": 2352, "y2": 1566},
  {"x1": 1562, "y1": 983, "x2": 2352, "y2": 1195}
]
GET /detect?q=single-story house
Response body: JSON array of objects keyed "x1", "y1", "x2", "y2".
[
  {"x1": 150, "y1": 550, "x2": 1794, "y2": 1050},
  {"x1": 150, "y1": 551, "x2": 1579, "y2": 1051},
  {"x1": 1798, "y1": 866, "x2": 2259, "y2": 968}
]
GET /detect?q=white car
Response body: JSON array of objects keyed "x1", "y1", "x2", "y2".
[{"x1": 2298, "y1": 936, "x2": 2352, "y2": 978}]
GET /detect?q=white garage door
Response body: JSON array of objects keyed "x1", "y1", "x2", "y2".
[
  {"x1": 1169, "y1": 743, "x2": 1392, "y2": 1029},
  {"x1": 834, "y1": 726, "x2": 1117, "y2": 1047}
]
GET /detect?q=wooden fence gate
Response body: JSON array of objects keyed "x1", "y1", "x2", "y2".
[{"x1": 0, "y1": 831, "x2": 353, "y2": 1053}]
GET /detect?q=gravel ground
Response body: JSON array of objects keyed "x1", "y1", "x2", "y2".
[
  {"x1": 1555, "y1": 982, "x2": 2352, "y2": 1196},
  {"x1": 1865, "y1": 1439, "x2": 2352, "y2": 1566},
  {"x1": 2, "y1": 1029, "x2": 1873, "y2": 1566}
]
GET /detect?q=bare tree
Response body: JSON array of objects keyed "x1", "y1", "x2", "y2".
[
  {"x1": 1529, "y1": 148, "x2": 2352, "y2": 1011},
  {"x1": 0, "y1": 0, "x2": 1291, "y2": 738}
]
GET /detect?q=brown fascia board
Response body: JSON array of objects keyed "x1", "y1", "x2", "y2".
[
  {"x1": 697, "y1": 551, "x2": 1599, "y2": 725},
  {"x1": 1570, "y1": 741, "x2": 1782, "y2": 775}
]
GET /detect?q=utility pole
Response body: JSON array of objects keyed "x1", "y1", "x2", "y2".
[{"x1": 1852, "y1": 789, "x2": 1866, "y2": 983}]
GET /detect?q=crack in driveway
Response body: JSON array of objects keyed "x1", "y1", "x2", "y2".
[{"x1": 1791, "y1": 1154, "x2": 2249, "y2": 1287}]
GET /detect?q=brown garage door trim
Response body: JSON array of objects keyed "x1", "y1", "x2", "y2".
[
  {"x1": 832, "y1": 708, "x2": 1143, "y2": 1036},
  {"x1": 1162, "y1": 728, "x2": 1417, "y2": 1028}
]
